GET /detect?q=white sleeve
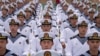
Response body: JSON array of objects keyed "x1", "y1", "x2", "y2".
[
  {"x1": 60, "y1": 29, "x2": 67, "y2": 43},
  {"x1": 53, "y1": 38, "x2": 63, "y2": 55},
  {"x1": 65, "y1": 39, "x2": 73, "y2": 56},
  {"x1": 23, "y1": 38, "x2": 37, "y2": 56}
]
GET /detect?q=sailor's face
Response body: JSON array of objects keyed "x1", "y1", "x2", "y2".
[
  {"x1": 88, "y1": 40, "x2": 100, "y2": 51},
  {"x1": 95, "y1": 18, "x2": 100, "y2": 24},
  {"x1": 78, "y1": 26, "x2": 88, "y2": 35},
  {"x1": 2, "y1": 9, "x2": 8, "y2": 15},
  {"x1": 17, "y1": 16, "x2": 25, "y2": 23},
  {"x1": 63, "y1": 5, "x2": 68, "y2": 11},
  {"x1": 84, "y1": 8, "x2": 89, "y2": 16},
  {"x1": 0, "y1": 2, "x2": 4, "y2": 6},
  {"x1": 89, "y1": 12, "x2": 94, "y2": 18},
  {"x1": 44, "y1": 16, "x2": 51, "y2": 19},
  {"x1": 40, "y1": 40, "x2": 53, "y2": 50},
  {"x1": 8, "y1": 8, "x2": 14, "y2": 14},
  {"x1": 69, "y1": 18, "x2": 78, "y2": 26},
  {"x1": 0, "y1": 40, "x2": 7, "y2": 51},
  {"x1": 10, "y1": 25, "x2": 19, "y2": 33},
  {"x1": 25, "y1": 11, "x2": 32, "y2": 18},
  {"x1": 41, "y1": 25, "x2": 51, "y2": 32},
  {"x1": 17, "y1": 3, "x2": 23, "y2": 8}
]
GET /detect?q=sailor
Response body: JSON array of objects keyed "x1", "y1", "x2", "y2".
[
  {"x1": 80, "y1": 32, "x2": 100, "y2": 56},
  {"x1": 0, "y1": 5, "x2": 10, "y2": 22},
  {"x1": 6, "y1": 19, "x2": 28, "y2": 56},
  {"x1": 87, "y1": 8, "x2": 96, "y2": 28},
  {"x1": 65, "y1": 20, "x2": 89, "y2": 56},
  {"x1": 17, "y1": 11, "x2": 32, "y2": 37},
  {"x1": 0, "y1": 32, "x2": 17, "y2": 56},
  {"x1": 90, "y1": 13, "x2": 100, "y2": 33},
  {"x1": 36, "y1": 33, "x2": 62, "y2": 55},
  {"x1": 36, "y1": 19, "x2": 58, "y2": 38},
  {"x1": 24, "y1": 7, "x2": 37, "y2": 33},
  {"x1": 60, "y1": 14, "x2": 79, "y2": 48},
  {"x1": 8, "y1": 4, "x2": 15, "y2": 17}
]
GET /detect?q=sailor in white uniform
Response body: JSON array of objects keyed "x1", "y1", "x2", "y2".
[
  {"x1": 15, "y1": 11, "x2": 32, "y2": 37},
  {"x1": 60, "y1": 14, "x2": 79, "y2": 48},
  {"x1": 35, "y1": 33, "x2": 62, "y2": 55},
  {"x1": 35, "y1": 50, "x2": 61, "y2": 56},
  {"x1": 80, "y1": 32, "x2": 100, "y2": 56},
  {"x1": 6, "y1": 19, "x2": 28, "y2": 56},
  {"x1": 36, "y1": 19, "x2": 58, "y2": 38},
  {"x1": 65, "y1": 21, "x2": 89, "y2": 56},
  {"x1": 87, "y1": 8, "x2": 96, "y2": 28},
  {"x1": 90, "y1": 13, "x2": 100, "y2": 33},
  {"x1": 24, "y1": 7, "x2": 37, "y2": 33},
  {"x1": 0, "y1": 32, "x2": 17, "y2": 56}
]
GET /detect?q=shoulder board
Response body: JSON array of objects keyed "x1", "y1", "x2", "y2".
[
  {"x1": 11, "y1": 53, "x2": 17, "y2": 56},
  {"x1": 52, "y1": 25, "x2": 56, "y2": 27},
  {"x1": 26, "y1": 39, "x2": 29, "y2": 44},
  {"x1": 64, "y1": 26, "x2": 68, "y2": 29},
  {"x1": 26, "y1": 25, "x2": 31, "y2": 27},
  {"x1": 35, "y1": 35, "x2": 38, "y2": 37},
  {"x1": 0, "y1": 24, "x2": 3, "y2": 26},
  {"x1": 99, "y1": 51, "x2": 100, "y2": 53},
  {"x1": 55, "y1": 35, "x2": 58, "y2": 37},
  {"x1": 38, "y1": 26, "x2": 41, "y2": 28},
  {"x1": 31, "y1": 19, "x2": 35, "y2": 20},
  {"x1": 21, "y1": 35, "x2": 27, "y2": 38},
  {"x1": 80, "y1": 54, "x2": 85, "y2": 56},
  {"x1": 63, "y1": 20, "x2": 66, "y2": 22},
  {"x1": 90, "y1": 26, "x2": 95, "y2": 29},
  {"x1": 70, "y1": 35, "x2": 78, "y2": 40},
  {"x1": 51, "y1": 19, "x2": 56, "y2": 21}
]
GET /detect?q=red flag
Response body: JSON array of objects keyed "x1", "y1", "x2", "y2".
[{"x1": 56, "y1": 0, "x2": 60, "y2": 4}]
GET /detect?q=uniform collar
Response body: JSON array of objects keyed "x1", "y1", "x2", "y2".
[
  {"x1": 87, "y1": 50, "x2": 100, "y2": 56},
  {"x1": 0, "y1": 49, "x2": 10, "y2": 56},
  {"x1": 94, "y1": 25, "x2": 100, "y2": 32},
  {"x1": 69, "y1": 24, "x2": 77, "y2": 32},
  {"x1": 1, "y1": 15, "x2": 9, "y2": 22},
  {"x1": 10, "y1": 32, "x2": 20, "y2": 38},
  {"x1": 4, "y1": 49, "x2": 10, "y2": 55}
]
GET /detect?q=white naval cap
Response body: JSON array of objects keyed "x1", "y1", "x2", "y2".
[
  {"x1": 88, "y1": 8, "x2": 96, "y2": 13},
  {"x1": 35, "y1": 50, "x2": 61, "y2": 56},
  {"x1": 24, "y1": 7, "x2": 32, "y2": 12},
  {"x1": 78, "y1": 2, "x2": 83, "y2": 7},
  {"x1": 46, "y1": 0, "x2": 53, "y2": 6},
  {"x1": 86, "y1": 31, "x2": 100, "y2": 40},
  {"x1": 91, "y1": 3, "x2": 97, "y2": 6},
  {"x1": 38, "y1": 32, "x2": 56, "y2": 39},
  {"x1": 60, "y1": 0, "x2": 66, "y2": 4},
  {"x1": 16, "y1": 9, "x2": 26, "y2": 16},
  {"x1": 0, "y1": 0, "x2": 5, "y2": 2},
  {"x1": 87, "y1": 32, "x2": 100, "y2": 38},
  {"x1": 8, "y1": 18, "x2": 21, "y2": 25},
  {"x1": 62, "y1": 1, "x2": 69, "y2": 7},
  {"x1": 30, "y1": 5, "x2": 35, "y2": 9},
  {"x1": 66, "y1": 9, "x2": 74, "y2": 14},
  {"x1": 93, "y1": 12, "x2": 100, "y2": 19},
  {"x1": 83, "y1": 5, "x2": 90, "y2": 9},
  {"x1": 68, "y1": 13, "x2": 78, "y2": 19},
  {"x1": 5, "y1": 0, "x2": 9, "y2": 3},
  {"x1": 16, "y1": 0, "x2": 23, "y2": 3},
  {"x1": 97, "y1": 4, "x2": 100, "y2": 8},
  {"x1": 43, "y1": 10, "x2": 52, "y2": 17},
  {"x1": 40, "y1": 19, "x2": 52, "y2": 26},
  {"x1": 8, "y1": 3, "x2": 15, "y2": 9},
  {"x1": 0, "y1": 31, "x2": 10, "y2": 38},
  {"x1": 77, "y1": 18, "x2": 88, "y2": 26},
  {"x1": 1, "y1": 5, "x2": 9, "y2": 11}
]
